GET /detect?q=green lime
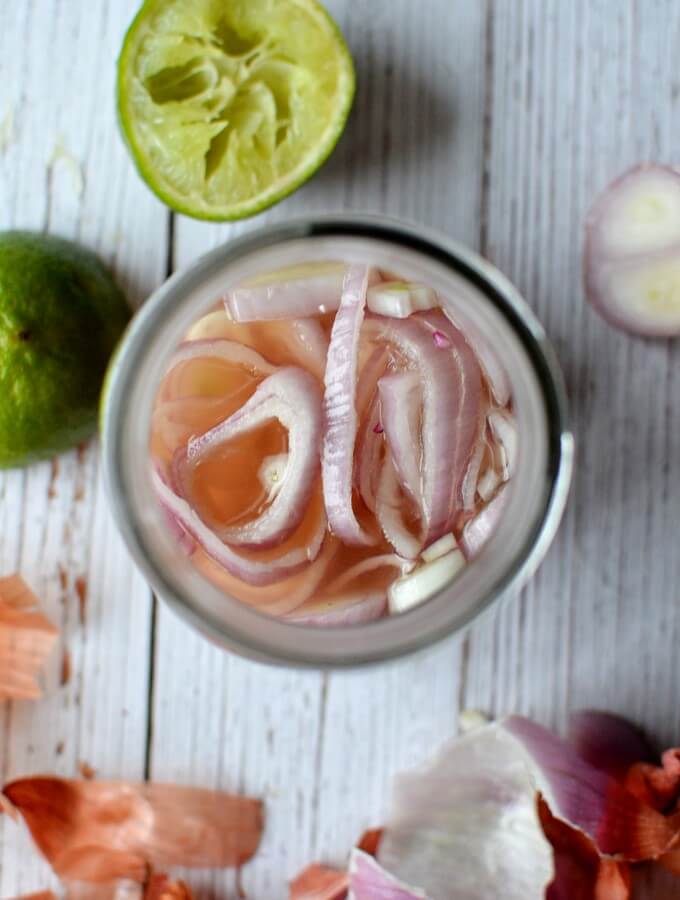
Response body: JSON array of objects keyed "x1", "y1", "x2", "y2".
[
  {"x1": 0, "y1": 232, "x2": 130, "y2": 468},
  {"x1": 117, "y1": 0, "x2": 355, "y2": 221}
]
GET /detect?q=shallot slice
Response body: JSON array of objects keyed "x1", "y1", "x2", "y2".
[
  {"x1": 367, "y1": 281, "x2": 437, "y2": 318},
  {"x1": 225, "y1": 262, "x2": 348, "y2": 321},
  {"x1": 388, "y1": 550, "x2": 466, "y2": 615},
  {"x1": 378, "y1": 371, "x2": 423, "y2": 505},
  {"x1": 322, "y1": 265, "x2": 376, "y2": 546},
  {"x1": 375, "y1": 455, "x2": 422, "y2": 560},
  {"x1": 488, "y1": 409, "x2": 518, "y2": 480},
  {"x1": 460, "y1": 485, "x2": 510, "y2": 560},
  {"x1": 584, "y1": 164, "x2": 680, "y2": 336},
  {"x1": 167, "y1": 338, "x2": 276, "y2": 380},
  {"x1": 186, "y1": 311, "x2": 328, "y2": 382},
  {"x1": 177, "y1": 367, "x2": 322, "y2": 549},
  {"x1": 366, "y1": 312, "x2": 482, "y2": 542},
  {"x1": 355, "y1": 392, "x2": 384, "y2": 516},
  {"x1": 152, "y1": 469, "x2": 326, "y2": 586},
  {"x1": 288, "y1": 591, "x2": 387, "y2": 627}
]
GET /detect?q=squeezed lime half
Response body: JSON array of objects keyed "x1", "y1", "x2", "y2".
[{"x1": 117, "y1": 0, "x2": 355, "y2": 221}]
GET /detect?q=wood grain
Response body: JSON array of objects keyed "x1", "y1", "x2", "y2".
[
  {"x1": 2, "y1": 0, "x2": 680, "y2": 897},
  {"x1": 0, "y1": 0, "x2": 167, "y2": 893}
]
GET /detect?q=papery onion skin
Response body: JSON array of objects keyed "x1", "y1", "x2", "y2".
[
  {"x1": 349, "y1": 848, "x2": 430, "y2": 899},
  {"x1": 322, "y1": 265, "x2": 376, "y2": 546},
  {"x1": 3, "y1": 778, "x2": 263, "y2": 881},
  {"x1": 0, "y1": 575, "x2": 58, "y2": 701},
  {"x1": 176, "y1": 367, "x2": 323, "y2": 550},
  {"x1": 289, "y1": 863, "x2": 349, "y2": 900}
]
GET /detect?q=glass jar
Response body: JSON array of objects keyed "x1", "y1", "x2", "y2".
[{"x1": 102, "y1": 216, "x2": 573, "y2": 667}]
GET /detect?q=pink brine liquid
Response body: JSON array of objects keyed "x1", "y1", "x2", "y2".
[{"x1": 150, "y1": 262, "x2": 516, "y2": 626}]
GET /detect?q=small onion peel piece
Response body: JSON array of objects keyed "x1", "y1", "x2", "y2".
[
  {"x1": 0, "y1": 575, "x2": 58, "y2": 700},
  {"x1": 2, "y1": 778, "x2": 263, "y2": 882}
]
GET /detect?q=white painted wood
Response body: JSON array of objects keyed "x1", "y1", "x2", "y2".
[
  {"x1": 156, "y1": 1, "x2": 485, "y2": 896},
  {"x1": 0, "y1": 0, "x2": 168, "y2": 894},
  {"x1": 3, "y1": 0, "x2": 680, "y2": 897}
]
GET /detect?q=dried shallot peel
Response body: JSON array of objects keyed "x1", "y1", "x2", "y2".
[
  {"x1": 584, "y1": 163, "x2": 680, "y2": 336},
  {"x1": 0, "y1": 575, "x2": 58, "y2": 700},
  {"x1": 1, "y1": 777, "x2": 263, "y2": 883}
]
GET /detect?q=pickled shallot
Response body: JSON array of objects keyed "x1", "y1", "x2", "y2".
[
  {"x1": 150, "y1": 260, "x2": 516, "y2": 624},
  {"x1": 584, "y1": 164, "x2": 680, "y2": 336}
]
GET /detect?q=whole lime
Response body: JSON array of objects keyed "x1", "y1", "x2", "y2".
[{"x1": 0, "y1": 231, "x2": 130, "y2": 468}]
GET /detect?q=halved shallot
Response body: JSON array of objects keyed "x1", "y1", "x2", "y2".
[
  {"x1": 322, "y1": 265, "x2": 376, "y2": 545},
  {"x1": 584, "y1": 164, "x2": 680, "y2": 336},
  {"x1": 176, "y1": 367, "x2": 322, "y2": 549}
]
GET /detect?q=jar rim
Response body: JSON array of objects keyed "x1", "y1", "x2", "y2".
[{"x1": 102, "y1": 214, "x2": 573, "y2": 668}]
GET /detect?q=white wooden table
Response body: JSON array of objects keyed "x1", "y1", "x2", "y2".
[{"x1": 2, "y1": 1, "x2": 680, "y2": 896}]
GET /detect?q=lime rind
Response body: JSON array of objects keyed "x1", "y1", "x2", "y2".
[{"x1": 117, "y1": 0, "x2": 355, "y2": 221}]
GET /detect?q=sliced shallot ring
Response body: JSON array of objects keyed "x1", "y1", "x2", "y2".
[
  {"x1": 378, "y1": 371, "x2": 423, "y2": 505},
  {"x1": 488, "y1": 409, "x2": 518, "y2": 479},
  {"x1": 167, "y1": 338, "x2": 276, "y2": 380},
  {"x1": 365, "y1": 312, "x2": 482, "y2": 542},
  {"x1": 288, "y1": 591, "x2": 387, "y2": 627},
  {"x1": 225, "y1": 262, "x2": 348, "y2": 321},
  {"x1": 460, "y1": 485, "x2": 510, "y2": 560},
  {"x1": 324, "y1": 553, "x2": 412, "y2": 594},
  {"x1": 355, "y1": 391, "x2": 384, "y2": 515},
  {"x1": 375, "y1": 455, "x2": 422, "y2": 560},
  {"x1": 177, "y1": 368, "x2": 322, "y2": 549},
  {"x1": 322, "y1": 265, "x2": 376, "y2": 546},
  {"x1": 461, "y1": 439, "x2": 486, "y2": 512},
  {"x1": 152, "y1": 469, "x2": 326, "y2": 586}
]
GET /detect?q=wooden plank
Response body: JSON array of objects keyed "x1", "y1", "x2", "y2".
[
  {"x1": 468, "y1": 0, "x2": 680, "y2": 762},
  {"x1": 0, "y1": 0, "x2": 168, "y2": 893},
  {"x1": 154, "y1": 1, "x2": 487, "y2": 896}
]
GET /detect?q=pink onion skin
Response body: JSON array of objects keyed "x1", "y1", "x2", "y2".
[
  {"x1": 322, "y1": 265, "x2": 376, "y2": 546},
  {"x1": 504, "y1": 716, "x2": 676, "y2": 861},
  {"x1": 567, "y1": 711, "x2": 656, "y2": 782},
  {"x1": 166, "y1": 338, "x2": 277, "y2": 380},
  {"x1": 583, "y1": 164, "x2": 680, "y2": 337},
  {"x1": 378, "y1": 371, "x2": 422, "y2": 506},
  {"x1": 366, "y1": 312, "x2": 482, "y2": 543},
  {"x1": 176, "y1": 367, "x2": 322, "y2": 550},
  {"x1": 349, "y1": 849, "x2": 430, "y2": 899},
  {"x1": 151, "y1": 468, "x2": 326, "y2": 587}
]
